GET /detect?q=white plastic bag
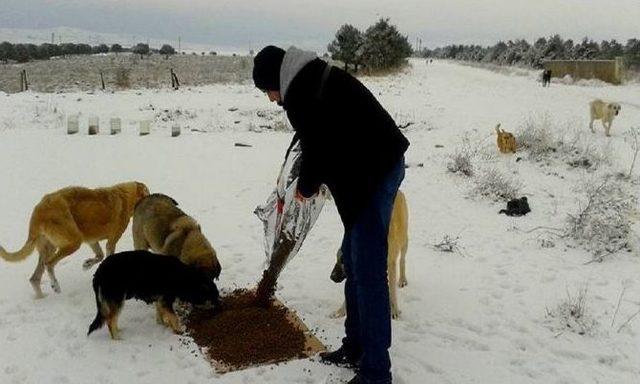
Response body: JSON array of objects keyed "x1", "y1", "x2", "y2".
[{"x1": 254, "y1": 140, "x2": 328, "y2": 292}]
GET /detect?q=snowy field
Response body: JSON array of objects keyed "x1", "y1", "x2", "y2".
[{"x1": 1, "y1": 59, "x2": 639, "y2": 384}]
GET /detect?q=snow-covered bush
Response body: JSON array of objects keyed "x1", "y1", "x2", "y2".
[
  {"x1": 546, "y1": 284, "x2": 598, "y2": 336},
  {"x1": 559, "y1": 131, "x2": 612, "y2": 171},
  {"x1": 446, "y1": 135, "x2": 476, "y2": 176},
  {"x1": 471, "y1": 168, "x2": 522, "y2": 201},
  {"x1": 565, "y1": 177, "x2": 636, "y2": 260},
  {"x1": 515, "y1": 114, "x2": 557, "y2": 160}
]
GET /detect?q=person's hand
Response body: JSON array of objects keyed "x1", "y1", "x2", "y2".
[{"x1": 295, "y1": 189, "x2": 308, "y2": 202}]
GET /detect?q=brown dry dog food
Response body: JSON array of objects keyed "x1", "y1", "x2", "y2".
[{"x1": 182, "y1": 289, "x2": 311, "y2": 370}]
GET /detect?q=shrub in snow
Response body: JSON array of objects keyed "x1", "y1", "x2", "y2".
[
  {"x1": 115, "y1": 66, "x2": 131, "y2": 89},
  {"x1": 515, "y1": 114, "x2": 557, "y2": 160},
  {"x1": 446, "y1": 135, "x2": 475, "y2": 176},
  {"x1": 565, "y1": 177, "x2": 636, "y2": 261},
  {"x1": 555, "y1": 127, "x2": 612, "y2": 171},
  {"x1": 546, "y1": 285, "x2": 598, "y2": 336},
  {"x1": 432, "y1": 234, "x2": 463, "y2": 254},
  {"x1": 447, "y1": 151, "x2": 474, "y2": 177},
  {"x1": 471, "y1": 168, "x2": 522, "y2": 201}
]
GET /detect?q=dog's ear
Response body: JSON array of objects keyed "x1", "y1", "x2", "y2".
[
  {"x1": 162, "y1": 228, "x2": 187, "y2": 254},
  {"x1": 135, "y1": 182, "x2": 150, "y2": 198}
]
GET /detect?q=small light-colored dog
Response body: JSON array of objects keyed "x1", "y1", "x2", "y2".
[
  {"x1": 0, "y1": 181, "x2": 150, "y2": 298},
  {"x1": 330, "y1": 190, "x2": 409, "y2": 319},
  {"x1": 590, "y1": 99, "x2": 621, "y2": 137},
  {"x1": 132, "y1": 193, "x2": 221, "y2": 280},
  {"x1": 495, "y1": 123, "x2": 517, "y2": 154}
]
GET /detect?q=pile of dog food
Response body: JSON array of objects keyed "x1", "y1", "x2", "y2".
[{"x1": 182, "y1": 289, "x2": 324, "y2": 372}]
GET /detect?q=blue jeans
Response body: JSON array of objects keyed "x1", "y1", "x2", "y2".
[{"x1": 341, "y1": 157, "x2": 405, "y2": 384}]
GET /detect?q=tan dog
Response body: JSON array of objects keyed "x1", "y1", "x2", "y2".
[
  {"x1": 132, "y1": 193, "x2": 221, "y2": 281},
  {"x1": 495, "y1": 123, "x2": 517, "y2": 153},
  {"x1": 590, "y1": 99, "x2": 621, "y2": 137},
  {"x1": 0, "y1": 181, "x2": 150, "y2": 298},
  {"x1": 330, "y1": 190, "x2": 409, "y2": 319}
]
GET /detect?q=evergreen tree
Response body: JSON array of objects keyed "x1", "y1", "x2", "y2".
[
  {"x1": 327, "y1": 24, "x2": 364, "y2": 71},
  {"x1": 360, "y1": 18, "x2": 412, "y2": 71}
]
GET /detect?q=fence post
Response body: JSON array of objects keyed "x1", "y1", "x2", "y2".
[
  {"x1": 100, "y1": 71, "x2": 105, "y2": 90},
  {"x1": 23, "y1": 69, "x2": 28, "y2": 91},
  {"x1": 170, "y1": 68, "x2": 180, "y2": 90}
]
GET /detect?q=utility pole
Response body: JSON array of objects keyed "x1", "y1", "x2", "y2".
[
  {"x1": 51, "y1": 32, "x2": 54, "y2": 44},
  {"x1": 178, "y1": 36, "x2": 181, "y2": 53}
]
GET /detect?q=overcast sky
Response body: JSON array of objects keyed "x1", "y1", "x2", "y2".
[{"x1": 2, "y1": 0, "x2": 639, "y2": 51}]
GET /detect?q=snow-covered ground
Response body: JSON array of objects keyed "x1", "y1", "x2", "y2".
[{"x1": 1, "y1": 59, "x2": 639, "y2": 384}]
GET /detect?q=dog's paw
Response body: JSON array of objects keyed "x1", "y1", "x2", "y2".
[
  {"x1": 330, "y1": 309, "x2": 346, "y2": 319},
  {"x1": 50, "y1": 281, "x2": 61, "y2": 294},
  {"x1": 82, "y1": 258, "x2": 97, "y2": 270},
  {"x1": 398, "y1": 279, "x2": 408, "y2": 288},
  {"x1": 391, "y1": 309, "x2": 401, "y2": 320}
]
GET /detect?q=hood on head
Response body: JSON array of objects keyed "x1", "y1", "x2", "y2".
[{"x1": 280, "y1": 46, "x2": 318, "y2": 102}]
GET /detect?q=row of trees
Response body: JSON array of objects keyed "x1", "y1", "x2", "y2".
[
  {"x1": 0, "y1": 42, "x2": 179, "y2": 63},
  {"x1": 419, "y1": 36, "x2": 640, "y2": 68},
  {"x1": 328, "y1": 18, "x2": 412, "y2": 72}
]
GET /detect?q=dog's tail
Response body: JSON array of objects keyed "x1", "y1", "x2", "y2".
[
  {"x1": 87, "y1": 282, "x2": 105, "y2": 336},
  {"x1": 0, "y1": 216, "x2": 38, "y2": 262}
]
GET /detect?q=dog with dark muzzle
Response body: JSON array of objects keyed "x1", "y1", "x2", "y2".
[
  {"x1": 132, "y1": 194, "x2": 221, "y2": 280},
  {"x1": 590, "y1": 99, "x2": 622, "y2": 137},
  {"x1": 87, "y1": 250, "x2": 220, "y2": 340}
]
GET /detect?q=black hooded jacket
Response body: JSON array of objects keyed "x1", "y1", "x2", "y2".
[{"x1": 283, "y1": 58, "x2": 409, "y2": 227}]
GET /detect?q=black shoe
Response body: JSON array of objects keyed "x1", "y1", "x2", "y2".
[{"x1": 319, "y1": 345, "x2": 361, "y2": 369}]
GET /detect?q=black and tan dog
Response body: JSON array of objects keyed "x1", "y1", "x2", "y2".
[{"x1": 87, "y1": 250, "x2": 219, "y2": 340}]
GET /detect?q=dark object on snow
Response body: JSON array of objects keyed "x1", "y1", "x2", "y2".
[
  {"x1": 234, "y1": 142, "x2": 253, "y2": 147},
  {"x1": 499, "y1": 197, "x2": 531, "y2": 216},
  {"x1": 542, "y1": 69, "x2": 552, "y2": 87},
  {"x1": 435, "y1": 144, "x2": 444, "y2": 148}
]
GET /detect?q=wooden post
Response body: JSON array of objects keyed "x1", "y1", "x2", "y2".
[
  {"x1": 110, "y1": 118, "x2": 121, "y2": 135},
  {"x1": 88, "y1": 116, "x2": 99, "y2": 135},
  {"x1": 67, "y1": 115, "x2": 79, "y2": 134},
  {"x1": 139, "y1": 120, "x2": 151, "y2": 136},
  {"x1": 19, "y1": 71, "x2": 24, "y2": 92},
  {"x1": 22, "y1": 70, "x2": 28, "y2": 91},
  {"x1": 170, "y1": 68, "x2": 180, "y2": 90},
  {"x1": 171, "y1": 124, "x2": 181, "y2": 137},
  {"x1": 100, "y1": 71, "x2": 105, "y2": 90}
]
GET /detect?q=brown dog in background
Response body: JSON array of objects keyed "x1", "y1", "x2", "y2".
[
  {"x1": 496, "y1": 123, "x2": 517, "y2": 153},
  {"x1": 132, "y1": 193, "x2": 221, "y2": 280},
  {"x1": 0, "y1": 181, "x2": 150, "y2": 298},
  {"x1": 330, "y1": 190, "x2": 409, "y2": 319}
]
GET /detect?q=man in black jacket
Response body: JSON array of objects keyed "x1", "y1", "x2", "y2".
[{"x1": 253, "y1": 45, "x2": 409, "y2": 384}]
